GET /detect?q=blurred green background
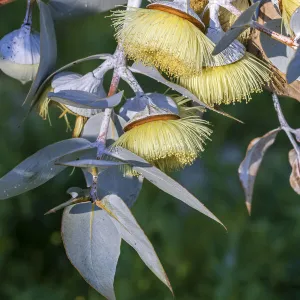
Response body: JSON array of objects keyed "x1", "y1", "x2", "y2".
[{"x1": 1, "y1": 1, "x2": 300, "y2": 300}]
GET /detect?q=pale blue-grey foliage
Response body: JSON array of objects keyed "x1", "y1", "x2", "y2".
[
  {"x1": 101, "y1": 194, "x2": 172, "y2": 293},
  {"x1": 104, "y1": 147, "x2": 225, "y2": 228},
  {"x1": 48, "y1": 90, "x2": 124, "y2": 109},
  {"x1": 0, "y1": 138, "x2": 93, "y2": 200},
  {"x1": 62, "y1": 202, "x2": 121, "y2": 300},
  {"x1": 24, "y1": 1, "x2": 57, "y2": 106}
]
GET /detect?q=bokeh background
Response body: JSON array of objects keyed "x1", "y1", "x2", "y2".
[{"x1": 1, "y1": 1, "x2": 300, "y2": 300}]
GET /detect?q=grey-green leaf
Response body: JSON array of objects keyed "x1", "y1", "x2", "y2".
[
  {"x1": 56, "y1": 159, "x2": 127, "y2": 169},
  {"x1": 260, "y1": 19, "x2": 299, "y2": 81},
  {"x1": 24, "y1": 1, "x2": 57, "y2": 106},
  {"x1": 81, "y1": 112, "x2": 125, "y2": 143},
  {"x1": 287, "y1": 46, "x2": 300, "y2": 84},
  {"x1": 49, "y1": 0, "x2": 127, "y2": 19},
  {"x1": 238, "y1": 128, "x2": 281, "y2": 214},
  {"x1": 105, "y1": 147, "x2": 225, "y2": 228},
  {"x1": 48, "y1": 90, "x2": 124, "y2": 109},
  {"x1": 99, "y1": 195, "x2": 173, "y2": 294},
  {"x1": 0, "y1": 138, "x2": 93, "y2": 200},
  {"x1": 62, "y1": 203, "x2": 121, "y2": 300},
  {"x1": 213, "y1": 27, "x2": 246, "y2": 55},
  {"x1": 290, "y1": 8, "x2": 300, "y2": 35},
  {"x1": 97, "y1": 167, "x2": 143, "y2": 208},
  {"x1": 231, "y1": 2, "x2": 259, "y2": 28}
]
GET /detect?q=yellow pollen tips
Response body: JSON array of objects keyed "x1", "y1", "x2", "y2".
[
  {"x1": 179, "y1": 53, "x2": 273, "y2": 106},
  {"x1": 114, "y1": 116, "x2": 212, "y2": 172},
  {"x1": 112, "y1": 8, "x2": 226, "y2": 77},
  {"x1": 190, "y1": 0, "x2": 208, "y2": 14},
  {"x1": 281, "y1": 0, "x2": 300, "y2": 36}
]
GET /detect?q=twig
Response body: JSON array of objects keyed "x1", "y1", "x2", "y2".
[
  {"x1": 272, "y1": 93, "x2": 300, "y2": 160},
  {"x1": 219, "y1": 2, "x2": 299, "y2": 50},
  {"x1": 96, "y1": 47, "x2": 124, "y2": 158}
]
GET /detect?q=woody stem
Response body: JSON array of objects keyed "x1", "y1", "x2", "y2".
[{"x1": 224, "y1": 4, "x2": 299, "y2": 50}]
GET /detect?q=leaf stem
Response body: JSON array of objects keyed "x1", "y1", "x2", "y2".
[{"x1": 272, "y1": 93, "x2": 300, "y2": 160}]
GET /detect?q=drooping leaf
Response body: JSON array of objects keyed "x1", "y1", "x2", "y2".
[
  {"x1": 287, "y1": 46, "x2": 300, "y2": 84},
  {"x1": 24, "y1": 1, "x2": 57, "y2": 105},
  {"x1": 56, "y1": 159, "x2": 127, "y2": 169},
  {"x1": 290, "y1": 7, "x2": 300, "y2": 35},
  {"x1": 97, "y1": 195, "x2": 173, "y2": 294},
  {"x1": 62, "y1": 203, "x2": 121, "y2": 300},
  {"x1": 231, "y1": 2, "x2": 260, "y2": 28},
  {"x1": 213, "y1": 27, "x2": 247, "y2": 55},
  {"x1": 105, "y1": 147, "x2": 225, "y2": 228},
  {"x1": 260, "y1": 19, "x2": 299, "y2": 81},
  {"x1": 0, "y1": 138, "x2": 94, "y2": 200},
  {"x1": 97, "y1": 167, "x2": 143, "y2": 208},
  {"x1": 213, "y1": 3, "x2": 259, "y2": 55},
  {"x1": 238, "y1": 128, "x2": 281, "y2": 214},
  {"x1": 288, "y1": 149, "x2": 300, "y2": 195},
  {"x1": 49, "y1": 0, "x2": 127, "y2": 19},
  {"x1": 130, "y1": 63, "x2": 243, "y2": 123},
  {"x1": 48, "y1": 90, "x2": 124, "y2": 109}
]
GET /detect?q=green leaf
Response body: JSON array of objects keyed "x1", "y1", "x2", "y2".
[
  {"x1": 81, "y1": 112, "x2": 125, "y2": 143},
  {"x1": 49, "y1": 0, "x2": 127, "y2": 19},
  {"x1": 62, "y1": 203, "x2": 121, "y2": 300},
  {"x1": 238, "y1": 128, "x2": 281, "y2": 214},
  {"x1": 24, "y1": 1, "x2": 57, "y2": 106},
  {"x1": 48, "y1": 90, "x2": 123, "y2": 109},
  {"x1": 0, "y1": 138, "x2": 93, "y2": 200},
  {"x1": 105, "y1": 147, "x2": 225, "y2": 228},
  {"x1": 98, "y1": 195, "x2": 173, "y2": 294}
]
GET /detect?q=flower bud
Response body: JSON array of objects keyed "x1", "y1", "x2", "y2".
[
  {"x1": 0, "y1": 24, "x2": 40, "y2": 84},
  {"x1": 38, "y1": 71, "x2": 106, "y2": 137}
]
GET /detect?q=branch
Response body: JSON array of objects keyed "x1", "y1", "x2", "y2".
[
  {"x1": 220, "y1": 2, "x2": 299, "y2": 50},
  {"x1": 272, "y1": 94, "x2": 300, "y2": 160}
]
